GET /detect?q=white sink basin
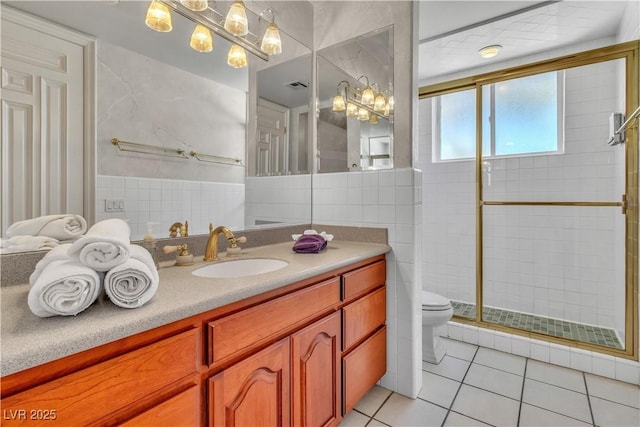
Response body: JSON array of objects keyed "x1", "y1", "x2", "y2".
[{"x1": 192, "y1": 258, "x2": 289, "y2": 279}]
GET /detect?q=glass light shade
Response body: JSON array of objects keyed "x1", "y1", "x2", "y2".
[
  {"x1": 373, "y1": 93, "x2": 386, "y2": 112},
  {"x1": 332, "y1": 94, "x2": 346, "y2": 112},
  {"x1": 346, "y1": 103, "x2": 358, "y2": 117},
  {"x1": 190, "y1": 24, "x2": 213, "y2": 52},
  {"x1": 145, "y1": 0, "x2": 172, "y2": 32},
  {"x1": 361, "y1": 86, "x2": 375, "y2": 106},
  {"x1": 369, "y1": 114, "x2": 379, "y2": 125},
  {"x1": 388, "y1": 95, "x2": 395, "y2": 111},
  {"x1": 261, "y1": 22, "x2": 282, "y2": 55},
  {"x1": 357, "y1": 108, "x2": 370, "y2": 121},
  {"x1": 383, "y1": 102, "x2": 390, "y2": 116},
  {"x1": 224, "y1": 1, "x2": 249, "y2": 36},
  {"x1": 227, "y1": 44, "x2": 248, "y2": 68},
  {"x1": 180, "y1": 0, "x2": 208, "y2": 11}
]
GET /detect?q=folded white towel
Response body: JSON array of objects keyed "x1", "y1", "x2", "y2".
[
  {"x1": 28, "y1": 245, "x2": 102, "y2": 317},
  {"x1": 0, "y1": 235, "x2": 59, "y2": 252},
  {"x1": 104, "y1": 245, "x2": 158, "y2": 309},
  {"x1": 6, "y1": 214, "x2": 87, "y2": 240},
  {"x1": 68, "y1": 219, "x2": 131, "y2": 272}
]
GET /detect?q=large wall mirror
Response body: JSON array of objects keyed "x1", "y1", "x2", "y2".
[
  {"x1": 316, "y1": 27, "x2": 394, "y2": 173},
  {"x1": 1, "y1": 0, "x2": 313, "y2": 249}
]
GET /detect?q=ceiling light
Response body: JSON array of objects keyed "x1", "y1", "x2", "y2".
[
  {"x1": 189, "y1": 24, "x2": 213, "y2": 52},
  {"x1": 478, "y1": 45, "x2": 502, "y2": 59},
  {"x1": 145, "y1": 0, "x2": 172, "y2": 32}
]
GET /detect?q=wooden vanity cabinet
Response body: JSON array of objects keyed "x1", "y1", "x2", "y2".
[
  {"x1": 341, "y1": 260, "x2": 387, "y2": 414},
  {"x1": 0, "y1": 255, "x2": 387, "y2": 427}
]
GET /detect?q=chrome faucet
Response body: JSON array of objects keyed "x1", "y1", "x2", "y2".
[{"x1": 204, "y1": 223, "x2": 245, "y2": 261}]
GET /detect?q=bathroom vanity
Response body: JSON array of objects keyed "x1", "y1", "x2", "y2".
[{"x1": 0, "y1": 241, "x2": 389, "y2": 426}]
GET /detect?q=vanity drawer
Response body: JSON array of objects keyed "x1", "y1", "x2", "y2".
[
  {"x1": 342, "y1": 326, "x2": 387, "y2": 414},
  {"x1": 342, "y1": 260, "x2": 386, "y2": 303},
  {"x1": 207, "y1": 277, "x2": 341, "y2": 366},
  {"x1": 121, "y1": 385, "x2": 200, "y2": 427},
  {"x1": 342, "y1": 286, "x2": 386, "y2": 351},
  {"x1": 1, "y1": 328, "x2": 200, "y2": 426}
]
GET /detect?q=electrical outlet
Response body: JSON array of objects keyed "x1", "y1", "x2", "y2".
[{"x1": 105, "y1": 199, "x2": 125, "y2": 212}]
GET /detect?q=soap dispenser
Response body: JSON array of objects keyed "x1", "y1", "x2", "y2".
[{"x1": 143, "y1": 222, "x2": 160, "y2": 269}]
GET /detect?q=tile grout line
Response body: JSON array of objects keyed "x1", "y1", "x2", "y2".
[
  {"x1": 440, "y1": 345, "x2": 480, "y2": 427},
  {"x1": 516, "y1": 358, "x2": 529, "y2": 427},
  {"x1": 583, "y1": 372, "x2": 597, "y2": 427},
  {"x1": 367, "y1": 390, "x2": 394, "y2": 425}
]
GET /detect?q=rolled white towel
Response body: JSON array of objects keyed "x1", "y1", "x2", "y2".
[
  {"x1": 28, "y1": 254, "x2": 102, "y2": 317},
  {"x1": 68, "y1": 219, "x2": 131, "y2": 272},
  {"x1": 104, "y1": 245, "x2": 159, "y2": 309},
  {"x1": 6, "y1": 214, "x2": 87, "y2": 240},
  {"x1": 29, "y1": 244, "x2": 74, "y2": 284},
  {"x1": 0, "y1": 235, "x2": 59, "y2": 252}
]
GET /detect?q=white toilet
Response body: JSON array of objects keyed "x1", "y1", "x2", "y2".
[{"x1": 422, "y1": 291, "x2": 454, "y2": 364}]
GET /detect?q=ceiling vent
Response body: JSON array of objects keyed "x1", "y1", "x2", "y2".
[{"x1": 285, "y1": 81, "x2": 309, "y2": 89}]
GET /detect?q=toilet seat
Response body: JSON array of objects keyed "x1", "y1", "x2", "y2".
[{"x1": 422, "y1": 291, "x2": 451, "y2": 311}]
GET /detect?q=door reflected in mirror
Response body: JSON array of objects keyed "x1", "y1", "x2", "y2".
[{"x1": 316, "y1": 27, "x2": 394, "y2": 173}]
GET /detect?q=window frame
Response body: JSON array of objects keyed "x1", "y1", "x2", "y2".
[{"x1": 432, "y1": 71, "x2": 566, "y2": 163}]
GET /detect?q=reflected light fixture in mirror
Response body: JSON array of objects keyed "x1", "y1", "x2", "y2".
[
  {"x1": 181, "y1": 0, "x2": 208, "y2": 11},
  {"x1": 224, "y1": 0, "x2": 249, "y2": 36},
  {"x1": 145, "y1": 0, "x2": 282, "y2": 68},
  {"x1": 228, "y1": 44, "x2": 248, "y2": 68},
  {"x1": 145, "y1": 0, "x2": 172, "y2": 32},
  {"x1": 331, "y1": 77, "x2": 392, "y2": 124},
  {"x1": 190, "y1": 23, "x2": 213, "y2": 52}
]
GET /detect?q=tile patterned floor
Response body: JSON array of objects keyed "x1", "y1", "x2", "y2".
[
  {"x1": 450, "y1": 301, "x2": 623, "y2": 349},
  {"x1": 340, "y1": 338, "x2": 640, "y2": 427}
]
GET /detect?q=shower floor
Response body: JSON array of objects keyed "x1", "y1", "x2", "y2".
[{"x1": 451, "y1": 300, "x2": 624, "y2": 350}]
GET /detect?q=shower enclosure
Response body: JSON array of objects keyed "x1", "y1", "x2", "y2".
[{"x1": 419, "y1": 41, "x2": 638, "y2": 358}]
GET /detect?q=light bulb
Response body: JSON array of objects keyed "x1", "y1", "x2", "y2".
[
  {"x1": 357, "y1": 108, "x2": 370, "y2": 121},
  {"x1": 224, "y1": 1, "x2": 249, "y2": 36},
  {"x1": 180, "y1": 0, "x2": 207, "y2": 11},
  {"x1": 189, "y1": 24, "x2": 213, "y2": 52},
  {"x1": 145, "y1": 0, "x2": 172, "y2": 32},
  {"x1": 346, "y1": 103, "x2": 358, "y2": 117},
  {"x1": 227, "y1": 44, "x2": 248, "y2": 68},
  {"x1": 361, "y1": 86, "x2": 375, "y2": 106},
  {"x1": 261, "y1": 22, "x2": 282, "y2": 55},
  {"x1": 373, "y1": 93, "x2": 386, "y2": 112},
  {"x1": 332, "y1": 94, "x2": 346, "y2": 112}
]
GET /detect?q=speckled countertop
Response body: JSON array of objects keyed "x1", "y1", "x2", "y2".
[{"x1": 1, "y1": 241, "x2": 390, "y2": 376}]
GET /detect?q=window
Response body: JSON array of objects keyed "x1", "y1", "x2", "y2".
[{"x1": 433, "y1": 71, "x2": 564, "y2": 162}]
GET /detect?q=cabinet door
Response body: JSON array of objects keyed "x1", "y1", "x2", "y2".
[
  {"x1": 209, "y1": 338, "x2": 290, "y2": 427},
  {"x1": 291, "y1": 312, "x2": 341, "y2": 427}
]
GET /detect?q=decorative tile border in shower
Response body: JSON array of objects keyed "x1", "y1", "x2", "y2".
[{"x1": 450, "y1": 300, "x2": 623, "y2": 350}]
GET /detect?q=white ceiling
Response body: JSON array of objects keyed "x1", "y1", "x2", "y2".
[
  {"x1": 418, "y1": 0, "x2": 632, "y2": 84},
  {"x1": 4, "y1": 1, "x2": 635, "y2": 93}
]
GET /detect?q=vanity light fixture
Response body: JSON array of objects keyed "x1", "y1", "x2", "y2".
[
  {"x1": 180, "y1": 0, "x2": 207, "y2": 12},
  {"x1": 331, "y1": 77, "x2": 393, "y2": 124},
  {"x1": 358, "y1": 76, "x2": 375, "y2": 106},
  {"x1": 190, "y1": 23, "x2": 213, "y2": 52},
  {"x1": 144, "y1": 0, "x2": 283, "y2": 66},
  {"x1": 478, "y1": 44, "x2": 502, "y2": 59},
  {"x1": 224, "y1": 0, "x2": 249, "y2": 36},
  {"x1": 227, "y1": 44, "x2": 248, "y2": 68},
  {"x1": 145, "y1": 0, "x2": 172, "y2": 32}
]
